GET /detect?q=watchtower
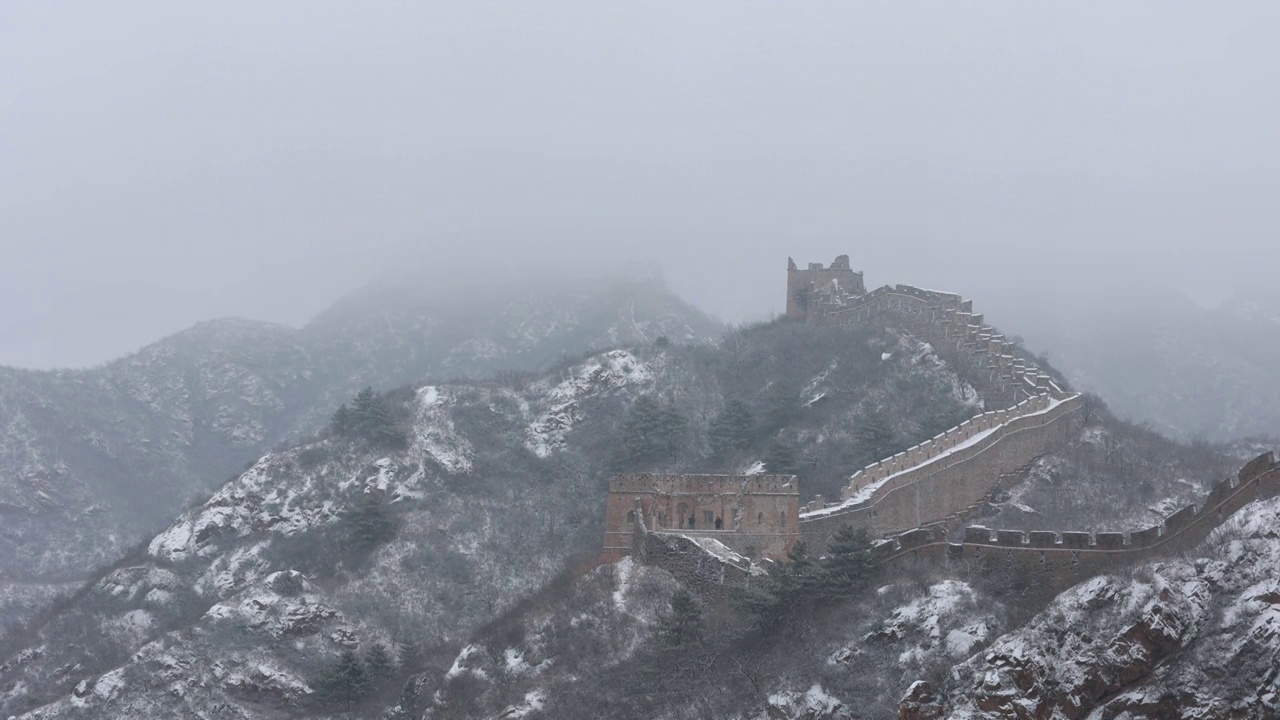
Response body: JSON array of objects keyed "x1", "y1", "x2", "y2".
[
  {"x1": 786, "y1": 255, "x2": 866, "y2": 319},
  {"x1": 601, "y1": 473, "x2": 800, "y2": 563}
]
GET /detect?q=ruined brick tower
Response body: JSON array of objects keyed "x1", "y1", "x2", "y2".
[
  {"x1": 785, "y1": 255, "x2": 866, "y2": 319},
  {"x1": 601, "y1": 473, "x2": 800, "y2": 563}
]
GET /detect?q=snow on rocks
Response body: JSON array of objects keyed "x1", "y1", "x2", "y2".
[
  {"x1": 414, "y1": 386, "x2": 474, "y2": 474},
  {"x1": 446, "y1": 644, "x2": 490, "y2": 681},
  {"x1": 612, "y1": 556, "x2": 636, "y2": 612},
  {"x1": 195, "y1": 541, "x2": 271, "y2": 598},
  {"x1": 904, "y1": 336, "x2": 981, "y2": 408},
  {"x1": 217, "y1": 651, "x2": 314, "y2": 704},
  {"x1": 525, "y1": 350, "x2": 654, "y2": 458},
  {"x1": 148, "y1": 457, "x2": 279, "y2": 562},
  {"x1": 762, "y1": 684, "x2": 846, "y2": 720},
  {"x1": 91, "y1": 667, "x2": 126, "y2": 703},
  {"x1": 104, "y1": 609, "x2": 155, "y2": 646},
  {"x1": 203, "y1": 572, "x2": 342, "y2": 640},
  {"x1": 497, "y1": 689, "x2": 546, "y2": 718},
  {"x1": 934, "y1": 496, "x2": 1280, "y2": 719},
  {"x1": 865, "y1": 581, "x2": 994, "y2": 667}
]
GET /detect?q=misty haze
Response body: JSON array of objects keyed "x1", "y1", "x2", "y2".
[{"x1": 2, "y1": 3, "x2": 1278, "y2": 719}]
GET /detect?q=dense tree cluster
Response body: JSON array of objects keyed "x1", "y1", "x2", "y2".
[
  {"x1": 708, "y1": 399, "x2": 754, "y2": 457},
  {"x1": 611, "y1": 395, "x2": 688, "y2": 470},
  {"x1": 853, "y1": 412, "x2": 898, "y2": 468},
  {"x1": 656, "y1": 589, "x2": 703, "y2": 648},
  {"x1": 313, "y1": 642, "x2": 399, "y2": 713},
  {"x1": 340, "y1": 492, "x2": 399, "y2": 555},
  {"x1": 762, "y1": 435, "x2": 799, "y2": 475},
  {"x1": 330, "y1": 387, "x2": 410, "y2": 449},
  {"x1": 736, "y1": 526, "x2": 877, "y2": 633}
]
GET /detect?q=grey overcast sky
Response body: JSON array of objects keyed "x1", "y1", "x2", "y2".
[{"x1": 2, "y1": 1, "x2": 1278, "y2": 368}]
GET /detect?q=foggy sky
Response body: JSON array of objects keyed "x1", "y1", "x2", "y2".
[{"x1": 2, "y1": 2, "x2": 1278, "y2": 369}]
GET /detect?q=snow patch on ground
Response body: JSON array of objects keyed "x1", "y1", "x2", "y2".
[
  {"x1": 500, "y1": 689, "x2": 546, "y2": 718},
  {"x1": 612, "y1": 556, "x2": 635, "y2": 612},
  {"x1": 766, "y1": 684, "x2": 844, "y2": 718},
  {"x1": 504, "y1": 648, "x2": 531, "y2": 676},
  {"x1": 92, "y1": 667, "x2": 127, "y2": 701},
  {"x1": 526, "y1": 350, "x2": 653, "y2": 458},
  {"x1": 414, "y1": 386, "x2": 474, "y2": 474},
  {"x1": 446, "y1": 644, "x2": 490, "y2": 680}
]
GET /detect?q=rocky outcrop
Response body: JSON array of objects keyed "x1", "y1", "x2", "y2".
[{"x1": 929, "y1": 494, "x2": 1280, "y2": 719}]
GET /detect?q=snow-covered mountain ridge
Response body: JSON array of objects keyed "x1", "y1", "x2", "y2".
[
  {"x1": 0, "y1": 304, "x2": 1241, "y2": 719},
  {"x1": 0, "y1": 318, "x2": 1006, "y2": 718},
  {"x1": 0, "y1": 276, "x2": 721, "y2": 630}
]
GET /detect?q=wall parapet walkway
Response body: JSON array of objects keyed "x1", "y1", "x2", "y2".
[
  {"x1": 799, "y1": 393, "x2": 1084, "y2": 546},
  {"x1": 869, "y1": 452, "x2": 1279, "y2": 591},
  {"x1": 814, "y1": 283, "x2": 1066, "y2": 406}
]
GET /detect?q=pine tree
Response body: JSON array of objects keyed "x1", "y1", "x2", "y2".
[
  {"x1": 333, "y1": 387, "x2": 409, "y2": 449},
  {"x1": 709, "y1": 399, "x2": 754, "y2": 456},
  {"x1": 762, "y1": 382, "x2": 801, "y2": 434},
  {"x1": 389, "y1": 677, "x2": 424, "y2": 719},
  {"x1": 365, "y1": 642, "x2": 394, "y2": 683},
  {"x1": 818, "y1": 526, "x2": 875, "y2": 598},
  {"x1": 330, "y1": 403, "x2": 353, "y2": 436},
  {"x1": 343, "y1": 493, "x2": 398, "y2": 553},
  {"x1": 656, "y1": 589, "x2": 702, "y2": 647},
  {"x1": 731, "y1": 579, "x2": 783, "y2": 638},
  {"x1": 396, "y1": 639, "x2": 425, "y2": 673},
  {"x1": 783, "y1": 539, "x2": 820, "y2": 596},
  {"x1": 855, "y1": 411, "x2": 896, "y2": 465},
  {"x1": 320, "y1": 649, "x2": 370, "y2": 711},
  {"x1": 763, "y1": 436, "x2": 799, "y2": 475},
  {"x1": 614, "y1": 396, "x2": 687, "y2": 469},
  {"x1": 656, "y1": 404, "x2": 688, "y2": 460}
]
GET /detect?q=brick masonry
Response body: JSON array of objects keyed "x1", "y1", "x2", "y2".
[
  {"x1": 872, "y1": 452, "x2": 1280, "y2": 592},
  {"x1": 786, "y1": 255, "x2": 867, "y2": 320},
  {"x1": 799, "y1": 394, "x2": 1084, "y2": 550},
  {"x1": 600, "y1": 473, "x2": 800, "y2": 563},
  {"x1": 609, "y1": 258, "x2": 1268, "y2": 602}
]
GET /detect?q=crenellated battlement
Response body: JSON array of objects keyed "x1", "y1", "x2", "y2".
[
  {"x1": 609, "y1": 473, "x2": 799, "y2": 497},
  {"x1": 606, "y1": 259, "x2": 1269, "y2": 604},
  {"x1": 798, "y1": 393, "x2": 1084, "y2": 545},
  {"x1": 809, "y1": 280, "x2": 1065, "y2": 405},
  {"x1": 867, "y1": 452, "x2": 1279, "y2": 590}
]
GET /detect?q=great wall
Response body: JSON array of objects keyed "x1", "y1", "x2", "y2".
[{"x1": 601, "y1": 255, "x2": 1278, "y2": 597}]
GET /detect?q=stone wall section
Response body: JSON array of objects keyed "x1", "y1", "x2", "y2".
[
  {"x1": 633, "y1": 527, "x2": 758, "y2": 604},
  {"x1": 619, "y1": 262, "x2": 1275, "y2": 604},
  {"x1": 870, "y1": 452, "x2": 1280, "y2": 592},
  {"x1": 634, "y1": 453, "x2": 1278, "y2": 601},
  {"x1": 799, "y1": 393, "x2": 1084, "y2": 549},
  {"x1": 816, "y1": 284, "x2": 1064, "y2": 408}
]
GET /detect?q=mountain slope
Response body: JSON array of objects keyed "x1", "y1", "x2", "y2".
[
  {"x1": 0, "y1": 311, "x2": 1240, "y2": 719},
  {"x1": 0, "y1": 320, "x2": 990, "y2": 718},
  {"x1": 935, "y1": 493, "x2": 1280, "y2": 719},
  {"x1": 0, "y1": 276, "x2": 722, "y2": 629}
]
